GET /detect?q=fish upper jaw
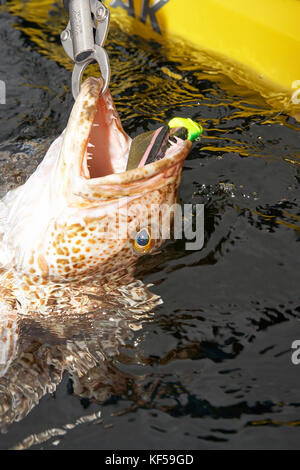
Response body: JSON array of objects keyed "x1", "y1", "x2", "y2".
[{"x1": 57, "y1": 77, "x2": 130, "y2": 201}]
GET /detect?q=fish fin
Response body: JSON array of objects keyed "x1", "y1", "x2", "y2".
[{"x1": 0, "y1": 303, "x2": 19, "y2": 378}]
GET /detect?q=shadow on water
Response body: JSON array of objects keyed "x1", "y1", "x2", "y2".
[{"x1": 0, "y1": 0, "x2": 299, "y2": 450}]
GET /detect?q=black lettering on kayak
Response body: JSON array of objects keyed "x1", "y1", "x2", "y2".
[
  {"x1": 139, "y1": 0, "x2": 169, "y2": 34},
  {"x1": 110, "y1": 0, "x2": 135, "y2": 17}
]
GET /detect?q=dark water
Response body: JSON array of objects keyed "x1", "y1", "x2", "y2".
[{"x1": 0, "y1": 1, "x2": 300, "y2": 450}]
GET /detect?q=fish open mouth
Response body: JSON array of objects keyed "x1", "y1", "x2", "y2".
[
  {"x1": 79, "y1": 78, "x2": 190, "y2": 179},
  {"x1": 61, "y1": 78, "x2": 192, "y2": 199},
  {"x1": 81, "y1": 80, "x2": 131, "y2": 179}
]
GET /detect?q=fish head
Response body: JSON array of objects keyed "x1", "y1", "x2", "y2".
[{"x1": 2, "y1": 78, "x2": 192, "y2": 285}]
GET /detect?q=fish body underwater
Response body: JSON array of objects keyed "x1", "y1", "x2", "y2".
[{"x1": 0, "y1": 77, "x2": 192, "y2": 380}]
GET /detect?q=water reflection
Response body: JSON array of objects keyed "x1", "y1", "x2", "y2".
[{"x1": 0, "y1": 280, "x2": 161, "y2": 431}]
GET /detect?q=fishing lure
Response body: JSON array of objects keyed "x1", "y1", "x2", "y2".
[{"x1": 126, "y1": 117, "x2": 203, "y2": 171}]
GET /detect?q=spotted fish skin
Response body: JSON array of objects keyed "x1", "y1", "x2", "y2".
[
  {"x1": 0, "y1": 303, "x2": 18, "y2": 378},
  {"x1": 0, "y1": 77, "x2": 191, "y2": 314}
]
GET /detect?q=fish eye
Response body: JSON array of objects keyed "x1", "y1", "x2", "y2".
[{"x1": 133, "y1": 228, "x2": 152, "y2": 254}]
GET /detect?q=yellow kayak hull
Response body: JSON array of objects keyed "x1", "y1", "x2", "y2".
[{"x1": 106, "y1": 0, "x2": 300, "y2": 112}]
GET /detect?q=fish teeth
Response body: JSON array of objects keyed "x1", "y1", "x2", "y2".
[
  {"x1": 93, "y1": 124, "x2": 99, "y2": 127},
  {"x1": 87, "y1": 143, "x2": 95, "y2": 148}
]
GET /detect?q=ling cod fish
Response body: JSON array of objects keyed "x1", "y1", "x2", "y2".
[{"x1": 0, "y1": 77, "x2": 193, "y2": 378}]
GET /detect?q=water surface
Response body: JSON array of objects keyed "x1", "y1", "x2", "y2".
[{"x1": 0, "y1": 0, "x2": 299, "y2": 450}]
